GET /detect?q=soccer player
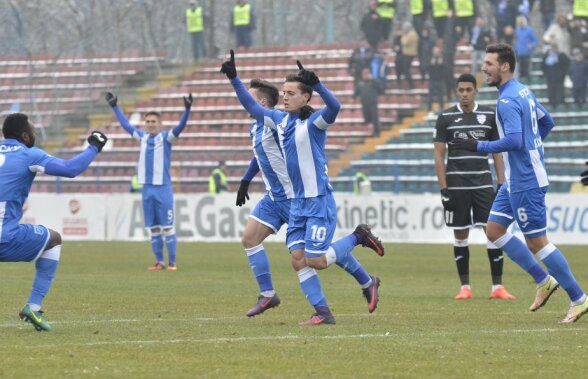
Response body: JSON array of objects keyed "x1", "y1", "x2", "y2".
[
  {"x1": 221, "y1": 50, "x2": 385, "y2": 325},
  {"x1": 451, "y1": 43, "x2": 588, "y2": 323},
  {"x1": 105, "y1": 92, "x2": 192, "y2": 271},
  {"x1": 0, "y1": 113, "x2": 107, "y2": 331},
  {"x1": 434, "y1": 73, "x2": 516, "y2": 301},
  {"x1": 235, "y1": 79, "x2": 317, "y2": 317}
]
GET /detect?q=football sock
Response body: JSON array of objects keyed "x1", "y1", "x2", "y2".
[
  {"x1": 336, "y1": 253, "x2": 371, "y2": 287},
  {"x1": 537, "y1": 243, "x2": 585, "y2": 302},
  {"x1": 493, "y1": 232, "x2": 547, "y2": 284},
  {"x1": 454, "y1": 240, "x2": 470, "y2": 286},
  {"x1": 487, "y1": 248, "x2": 504, "y2": 285},
  {"x1": 28, "y1": 245, "x2": 61, "y2": 308},
  {"x1": 245, "y1": 244, "x2": 273, "y2": 293},
  {"x1": 164, "y1": 232, "x2": 177, "y2": 265},
  {"x1": 327, "y1": 233, "x2": 357, "y2": 265},
  {"x1": 298, "y1": 267, "x2": 327, "y2": 308},
  {"x1": 150, "y1": 233, "x2": 164, "y2": 263}
]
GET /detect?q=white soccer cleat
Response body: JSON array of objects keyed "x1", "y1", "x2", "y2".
[
  {"x1": 529, "y1": 276, "x2": 559, "y2": 312},
  {"x1": 560, "y1": 297, "x2": 588, "y2": 324}
]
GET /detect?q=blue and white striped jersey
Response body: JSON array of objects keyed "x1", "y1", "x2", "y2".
[
  {"x1": 495, "y1": 79, "x2": 550, "y2": 192},
  {"x1": 249, "y1": 120, "x2": 293, "y2": 201},
  {"x1": 114, "y1": 107, "x2": 189, "y2": 186},
  {"x1": 232, "y1": 77, "x2": 340, "y2": 199}
]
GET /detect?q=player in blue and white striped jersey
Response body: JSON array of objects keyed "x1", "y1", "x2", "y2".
[
  {"x1": 222, "y1": 51, "x2": 385, "y2": 325},
  {"x1": 452, "y1": 43, "x2": 587, "y2": 323},
  {"x1": 0, "y1": 113, "x2": 107, "y2": 331},
  {"x1": 106, "y1": 92, "x2": 192, "y2": 272}
]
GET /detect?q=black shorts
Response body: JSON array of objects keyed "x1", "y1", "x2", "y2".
[{"x1": 445, "y1": 187, "x2": 495, "y2": 229}]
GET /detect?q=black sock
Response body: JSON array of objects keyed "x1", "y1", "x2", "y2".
[
  {"x1": 487, "y1": 248, "x2": 504, "y2": 285},
  {"x1": 454, "y1": 246, "x2": 470, "y2": 286}
]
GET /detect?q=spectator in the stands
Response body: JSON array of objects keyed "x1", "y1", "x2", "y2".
[
  {"x1": 542, "y1": 41, "x2": 571, "y2": 109},
  {"x1": 494, "y1": 0, "x2": 518, "y2": 42},
  {"x1": 539, "y1": 0, "x2": 556, "y2": 32},
  {"x1": 514, "y1": 15, "x2": 538, "y2": 81},
  {"x1": 569, "y1": 48, "x2": 588, "y2": 106},
  {"x1": 470, "y1": 16, "x2": 493, "y2": 74},
  {"x1": 361, "y1": 1, "x2": 383, "y2": 50},
  {"x1": 419, "y1": 26, "x2": 435, "y2": 81},
  {"x1": 544, "y1": 13, "x2": 572, "y2": 56}
]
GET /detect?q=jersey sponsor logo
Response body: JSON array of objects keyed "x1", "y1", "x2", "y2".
[
  {"x1": 453, "y1": 131, "x2": 469, "y2": 139},
  {"x1": 0, "y1": 145, "x2": 23, "y2": 153},
  {"x1": 476, "y1": 114, "x2": 487, "y2": 124},
  {"x1": 468, "y1": 130, "x2": 486, "y2": 139}
]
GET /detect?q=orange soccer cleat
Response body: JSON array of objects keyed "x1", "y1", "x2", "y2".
[
  {"x1": 454, "y1": 286, "x2": 472, "y2": 300},
  {"x1": 489, "y1": 285, "x2": 517, "y2": 300}
]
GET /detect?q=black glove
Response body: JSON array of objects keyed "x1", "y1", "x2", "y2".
[
  {"x1": 87, "y1": 131, "x2": 107, "y2": 152},
  {"x1": 581, "y1": 162, "x2": 588, "y2": 186},
  {"x1": 299, "y1": 105, "x2": 315, "y2": 120},
  {"x1": 183, "y1": 93, "x2": 193, "y2": 109},
  {"x1": 105, "y1": 92, "x2": 117, "y2": 108},
  {"x1": 236, "y1": 180, "x2": 250, "y2": 207},
  {"x1": 449, "y1": 138, "x2": 478, "y2": 152},
  {"x1": 295, "y1": 60, "x2": 320, "y2": 86},
  {"x1": 441, "y1": 188, "x2": 455, "y2": 225},
  {"x1": 220, "y1": 49, "x2": 237, "y2": 79}
]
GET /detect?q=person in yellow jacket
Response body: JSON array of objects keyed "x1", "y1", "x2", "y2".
[
  {"x1": 209, "y1": 160, "x2": 228, "y2": 194},
  {"x1": 454, "y1": 0, "x2": 476, "y2": 41},
  {"x1": 376, "y1": 0, "x2": 396, "y2": 41},
  {"x1": 186, "y1": 0, "x2": 206, "y2": 62},
  {"x1": 574, "y1": 0, "x2": 588, "y2": 23},
  {"x1": 231, "y1": 0, "x2": 255, "y2": 49}
]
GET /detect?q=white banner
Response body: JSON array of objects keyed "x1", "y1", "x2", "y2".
[{"x1": 22, "y1": 193, "x2": 588, "y2": 245}]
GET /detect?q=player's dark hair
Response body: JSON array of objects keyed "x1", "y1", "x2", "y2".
[
  {"x1": 145, "y1": 111, "x2": 161, "y2": 119},
  {"x1": 456, "y1": 73, "x2": 477, "y2": 88},
  {"x1": 250, "y1": 79, "x2": 279, "y2": 108},
  {"x1": 486, "y1": 43, "x2": 516, "y2": 73},
  {"x1": 2, "y1": 113, "x2": 31, "y2": 141},
  {"x1": 284, "y1": 74, "x2": 313, "y2": 98}
]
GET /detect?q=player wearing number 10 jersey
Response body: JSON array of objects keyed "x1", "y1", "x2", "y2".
[{"x1": 451, "y1": 43, "x2": 588, "y2": 323}]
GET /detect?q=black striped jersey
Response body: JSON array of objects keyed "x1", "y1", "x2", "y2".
[{"x1": 433, "y1": 103, "x2": 499, "y2": 190}]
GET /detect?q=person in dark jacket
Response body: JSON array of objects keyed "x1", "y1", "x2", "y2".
[
  {"x1": 361, "y1": 1, "x2": 383, "y2": 49},
  {"x1": 428, "y1": 45, "x2": 446, "y2": 111},
  {"x1": 419, "y1": 26, "x2": 435, "y2": 81},
  {"x1": 542, "y1": 41, "x2": 571, "y2": 109},
  {"x1": 569, "y1": 48, "x2": 588, "y2": 106},
  {"x1": 356, "y1": 68, "x2": 381, "y2": 135}
]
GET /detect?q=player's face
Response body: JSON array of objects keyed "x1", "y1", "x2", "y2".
[
  {"x1": 455, "y1": 82, "x2": 477, "y2": 108},
  {"x1": 482, "y1": 53, "x2": 504, "y2": 87},
  {"x1": 282, "y1": 82, "x2": 310, "y2": 113},
  {"x1": 23, "y1": 123, "x2": 36, "y2": 148},
  {"x1": 144, "y1": 115, "x2": 161, "y2": 136}
]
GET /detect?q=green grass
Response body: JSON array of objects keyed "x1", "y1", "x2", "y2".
[{"x1": 1, "y1": 242, "x2": 587, "y2": 378}]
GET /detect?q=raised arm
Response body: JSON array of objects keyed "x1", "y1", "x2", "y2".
[
  {"x1": 296, "y1": 60, "x2": 341, "y2": 125},
  {"x1": 105, "y1": 92, "x2": 139, "y2": 137},
  {"x1": 44, "y1": 131, "x2": 107, "y2": 178},
  {"x1": 170, "y1": 93, "x2": 192, "y2": 137}
]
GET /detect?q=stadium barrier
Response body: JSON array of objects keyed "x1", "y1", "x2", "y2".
[{"x1": 22, "y1": 193, "x2": 588, "y2": 245}]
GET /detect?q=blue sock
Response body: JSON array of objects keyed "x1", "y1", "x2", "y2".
[
  {"x1": 336, "y1": 253, "x2": 371, "y2": 286},
  {"x1": 28, "y1": 257, "x2": 59, "y2": 307},
  {"x1": 150, "y1": 234, "x2": 164, "y2": 263},
  {"x1": 245, "y1": 244, "x2": 273, "y2": 293},
  {"x1": 495, "y1": 233, "x2": 547, "y2": 284},
  {"x1": 298, "y1": 267, "x2": 327, "y2": 308},
  {"x1": 539, "y1": 244, "x2": 584, "y2": 302},
  {"x1": 165, "y1": 233, "x2": 177, "y2": 265}
]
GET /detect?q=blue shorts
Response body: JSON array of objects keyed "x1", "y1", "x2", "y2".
[
  {"x1": 0, "y1": 224, "x2": 50, "y2": 262},
  {"x1": 250, "y1": 194, "x2": 290, "y2": 233},
  {"x1": 142, "y1": 184, "x2": 174, "y2": 228},
  {"x1": 488, "y1": 186, "x2": 548, "y2": 238},
  {"x1": 287, "y1": 194, "x2": 337, "y2": 257}
]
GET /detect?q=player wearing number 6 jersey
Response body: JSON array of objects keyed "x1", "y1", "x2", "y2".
[{"x1": 451, "y1": 43, "x2": 588, "y2": 323}]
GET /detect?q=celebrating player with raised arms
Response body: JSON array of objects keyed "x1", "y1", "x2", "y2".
[
  {"x1": 222, "y1": 50, "x2": 385, "y2": 325},
  {"x1": 0, "y1": 113, "x2": 107, "y2": 331},
  {"x1": 451, "y1": 43, "x2": 588, "y2": 323},
  {"x1": 105, "y1": 92, "x2": 192, "y2": 271}
]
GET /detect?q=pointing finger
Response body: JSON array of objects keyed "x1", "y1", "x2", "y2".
[
  {"x1": 230, "y1": 49, "x2": 235, "y2": 63},
  {"x1": 296, "y1": 60, "x2": 304, "y2": 70}
]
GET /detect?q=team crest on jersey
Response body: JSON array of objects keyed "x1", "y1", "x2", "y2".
[{"x1": 476, "y1": 114, "x2": 486, "y2": 124}]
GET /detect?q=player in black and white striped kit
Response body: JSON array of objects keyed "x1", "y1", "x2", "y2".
[{"x1": 433, "y1": 73, "x2": 516, "y2": 301}]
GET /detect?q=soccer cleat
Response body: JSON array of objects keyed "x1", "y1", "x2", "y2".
[
  {"x1": 454, "y1": 286, "x2": 472, "y2": 300},
  {"x1": 167, "y1": 264, "x2": 177, "y2": 271},
  {"x1": 353, "y1": 224, "x2": 385, "y2": 256},
  {"x1": 19, "y1": 305, "x2": 52, "y2": 332},
  {"x1": 560, "y1": 297, "x2": 588, "y2": 324},
  {"x1": 147, "y1": 262, "x2": 165, "y2": 271},
  {"x1": 489, "y1": 285, "x2": 517, "y2": 300},
  {"x1": 362, "y1": 275, "x2": 381, "y2": 313},
  {"x1": 246, "y1": 294, "x2": 281, "y2": 317},
  {"x1": 299, "y1": 312, "x2": 336, "y2": 326},
  {"x1": 529, "y1": 276, "x2": 559, "y2": 312}
]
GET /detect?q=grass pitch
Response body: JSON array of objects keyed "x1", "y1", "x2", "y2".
[{"x1": 0, "y1": 242, "x2": 587, "y2": 378}]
